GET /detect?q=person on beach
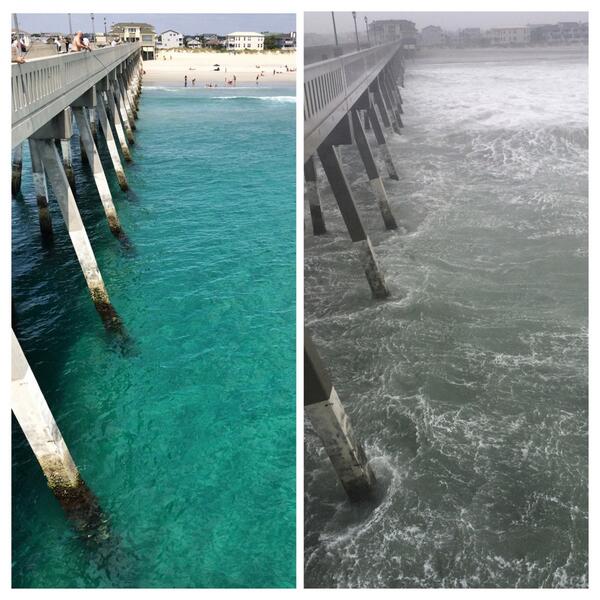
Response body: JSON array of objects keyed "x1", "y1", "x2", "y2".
[
  {"x1": 192, "y1": 78, "x2": 196, "y2": 86},
  {"x1": 72, "y1": 31, "x2": 91, "y2": 52},
  {"x1": 256, "y1": 74, "x2": 259, "y2": 85},
  {"x1": 11, "y1": 35, "x2": 27, "y2": 62},
  {"x1": 184, "y1": 75, "x2": 188, "y2": 87},
  {"x1": 233, "y1": 74, "x2": 236, "y2": 86}
]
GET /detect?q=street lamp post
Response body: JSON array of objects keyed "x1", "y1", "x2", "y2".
[
  {"x1": 68, "y1": 13, "x2": 72, "y2": 37},
  {"x1": 352, "y1": 11, "x2": 360, "y2": 51},
  {"x1": 91, "y1": 13, "x2": 95, "y2": 42},
  {"x1": 365, "y1": 16, "x2": 370, "y2": 46},
  {"x1": 104, "y1": 17, "x2": 107, "y2": 37},
  {"x1": 331, "y1": 11, "x2": 339, "y2": 47}
]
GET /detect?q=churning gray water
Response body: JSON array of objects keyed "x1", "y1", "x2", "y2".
[{"x1": 304, "y1": 47, "x2": 588, "y2": 588}]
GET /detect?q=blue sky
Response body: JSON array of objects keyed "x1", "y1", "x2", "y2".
[{"x1": 14, "y1": 13, "x2": 295, "y2": 35}]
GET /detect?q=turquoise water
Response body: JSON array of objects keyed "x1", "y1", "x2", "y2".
[{"x1": 12, "y1": 85, "x2": 296, "y2": 587}]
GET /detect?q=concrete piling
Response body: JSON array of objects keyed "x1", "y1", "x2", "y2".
[
  {"x1": 113, "y1": 82, "x2": 135, "y2": 146},
  {"x1": 317, "y1": 142, "x2": 390, "y2": 298},
  {"x1": 105, "y1": 87, "x2": 132, "y2": 162},
  {"x1": 89, "y1": 107, "x2": 98, "y2": 140},
  {"x1": 378, "y1": 75, "x2": 402, "y2": 134},
  {"x1": 367, "y1": 101, "x2": 400, "y2": 181},
  {"x1": 60, "y1": 139, "x2": 76, "y2": 190},
  {"x1": 381, "y1": 70, "x2": 404, "y2": 129},
  {"x1": 30, "y1": 138, "x2": 123, "y2": 332},
  {"x1": 118, "y1": 75, "x2": 136, "y2": 130},
  {"x1": 12, "y1": 331, "x2": 107, "y2": 534},
  {"x1": 96, "y1": 94, "x2": 129, "y2": 191},
  {"x1": 12, "y1": 142, "x2": 23, "y2": 196},
  {"x1": 72, "y1": 106, "x2": 128, "y2": 243},
  {"x1": 370, "y1": 79, "x2": 393, "y2": 132},
  {"x1": 305, "y1": 331, "x2": 376, "y2": 502},
  {"x1": 351, "y1": 110, "x2": 397, "y2": 230},
  {"x1": 28, "y1": 140, "x2": 53, "y2": 239},
  {"x1": 305, "y1": 155, "x2": 327, "y2": 235}
]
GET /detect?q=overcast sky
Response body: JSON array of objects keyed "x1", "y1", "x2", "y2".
[
  {"x1": 305, "y1": 11, "x2": 588, "y2": 35},
  {"x1": 14, "y1": 13, "x2": 295, "y2": 35}
]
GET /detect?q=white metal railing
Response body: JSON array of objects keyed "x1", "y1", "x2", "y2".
[
  {"x1": 304, "y1": 41, "x2": 401, "y2": 161},
  {"x1": 12, "y1": 42, "x2": 141, "y2": 147}
]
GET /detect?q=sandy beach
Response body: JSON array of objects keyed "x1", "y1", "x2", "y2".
[{"x1": 142, "y1": 49, "x2": 296, "y2": 86}]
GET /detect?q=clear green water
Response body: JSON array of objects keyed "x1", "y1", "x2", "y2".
[{"x1": 12, "y1": 85, "x2": 296, "y2": 587}]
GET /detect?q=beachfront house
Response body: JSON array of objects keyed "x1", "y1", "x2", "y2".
[
  {"x1": 420, "y1": 25, "x2": 443, "y2": 47},
  {"x1": 184, "y1": 36, "x2": 203, "y2": 49},
  {"x1": 368, "y1": 20, "x2": 417, "y2": 50},
  {"x1": 262, "y1": 31, "x2": 296, "y2": 50},
  {"x1": 110, "y1": 22, "x2": 157, "y2": 60},
  {"x1": 486, "y1": 26, "x2": 530, "y2": 46},
  {"x1": 226, "y1": 32, "x2": 264, "y2": 51},
  {"x1": 158, "y1": 29, "x2": 184, "y2": 49}
]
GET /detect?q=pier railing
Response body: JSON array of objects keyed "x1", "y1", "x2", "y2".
[
  {"x1": 12, "y1": 42, "x2": 142, "y2": 146},
  {"x1": 304, "y1": 41, "x2": 401, "y2": 160}
]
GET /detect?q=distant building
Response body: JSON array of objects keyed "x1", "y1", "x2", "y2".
[
  {"x1": 263, "y1": 31, "x2": 296, "y2": 50},
  {"x1": 158, "y1": 29, "x2": 184, "y2": 49},
  {"x1": 183, "y1": 36, "x2": 203, "y2": 48},
  {"x1": 487, "y1": 26, "x2": 530, "y2": 45},
  {"x1": 368, "y1": 20, "x2": 417, "y2": 50},
  {"x1": 529, "y1": 22, "x2": 587, "y2": 44},
  {"x1": 459, "y1": 27, "x2": 483, "y2": 46},
  {"x1": 203, "y1": 34, "x2": 226, "y2": 49},
  {"x1": 110, "y1": 22, "x2": 156, "y2": 59},
  {"x1": 420, "y1": 25, "x2": 443, "y2": 47},
  {"x1": 227, "y1": 31, "x2": 264, "y2": 50}
]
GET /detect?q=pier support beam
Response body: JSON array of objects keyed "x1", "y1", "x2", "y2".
[
  {"x1": 305, "y1": 331, "x2": 376, "y2": 502},
  {"x1": 317, "y1": 142, "x2": 390, "y2": 298},
  {"x1": 96, "y1": 93, "x2": 129, "y2": 190},
  {"x1": 304, "y1": 155, "x2": 327, "y2": 235},
  {"x1": 367, "y1": 101, "x2": 400, "y2": 181},
  {"x1": 112, "y1": 79, "x2": 135, "y2": 145},
  {"x1": 380, "y1": 72, "x2": 403, "y2": 130},
  {"x1": 351, "y1": 110, "x2": 397, "y2": 230},
  {"x1": 118, "y1": 73, "x2": 136, "y2": 130},
  {"x1": 12, "y1": 331, "x2": 106, "y2": 533},
  {"x1": 12, "y1": 143, "x2": 23, "y2": 196},
  {"x1": 28, "y1": 140, "x2": 53, "y2": 239},
  {"x1": 59, "y1": 109, "x2": 76, "y2": 190},
  {"x1": 72, "y1": 105, "x2": 128, "y2": 243},
  {"x1": 30, "y1": 137, "x2": 123, "y2": 331},
  {"x1": 105, "y1": 85, "x2": 132, "y2": 162},
  {"x1": 370, "y1": 79, "x2": 393, "y2": 133}
]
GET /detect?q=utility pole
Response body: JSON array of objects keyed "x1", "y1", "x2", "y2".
[{"x1": 352, "y1": 12, "x2": 360, "y2": 51}]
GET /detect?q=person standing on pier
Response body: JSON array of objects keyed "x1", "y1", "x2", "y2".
[{"x1": 72, "y1": 31, "x2": 91, "y2": 52}]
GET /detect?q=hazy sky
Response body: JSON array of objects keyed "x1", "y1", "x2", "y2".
[
  {"x1": 14, "y1": 13, "x2": 295, "y2": 35},
  {"x1": 305, "y1": 11, "x2": 588, "y2": 35}
]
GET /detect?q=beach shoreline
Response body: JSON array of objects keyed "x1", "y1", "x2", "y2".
[{"x1": 142, "y1": 49, "x2": 296, "y2": 86}]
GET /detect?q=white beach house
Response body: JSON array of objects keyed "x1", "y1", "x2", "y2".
[
  {"x1": 226, "y1": 32, "x2": 264, "y2": 50},
  {"x1": 158, "y1": 29, "x2": 184, "y2": 49}
]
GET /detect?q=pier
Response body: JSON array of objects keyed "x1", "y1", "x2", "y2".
[
  {"x1": 304, "y1": 42, "x2": 406, "y2": 501},
  {"x1": 11, "y1": 42, "x2": 143, "y2": 529}
]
